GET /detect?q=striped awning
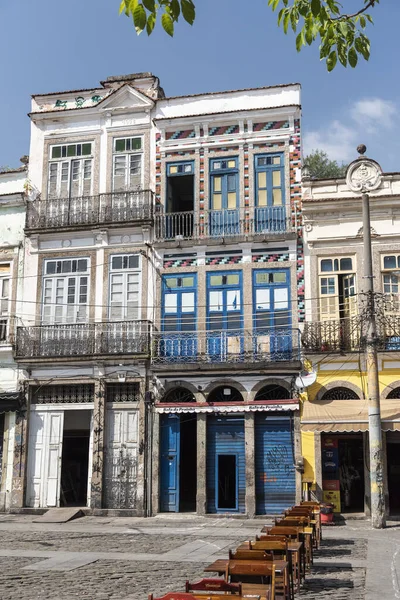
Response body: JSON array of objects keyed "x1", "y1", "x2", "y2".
[
  {"x1": 301, "y1": 398, "x2": 400, "y2": 432},
  {"x1": 0, "y1": 391, "x2": 21, "y2": 413}
]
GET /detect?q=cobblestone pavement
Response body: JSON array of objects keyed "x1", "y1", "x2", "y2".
[{"x1": 0, "y1": 516, "x2": 398, "y2": 600}]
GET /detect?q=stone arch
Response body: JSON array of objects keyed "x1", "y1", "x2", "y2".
[
  {"x1": 159, "y1": 380, "x2": 201, "y2": 403},
  {"x1": 204, "y1": 379, "x2": 247, "y2": 396},
  {"x1": 250, "y1": 378, "x2": 292, "y2": 401},
  {"x1": 382, "y1": 381, "x2": 400, "y2": 399},
  {"x1": 315, "y1": 380, "x2": 363, "y2": 402},
  {"x1": 207, "y1": 385, "x2": 244, "y2": 403}
]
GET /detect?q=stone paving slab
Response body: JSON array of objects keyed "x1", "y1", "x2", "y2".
[{"x1": 22, "y1": 554, "x2": 98, "y2": 572}]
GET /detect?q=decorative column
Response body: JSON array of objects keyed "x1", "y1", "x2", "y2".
[
  {"x1": 245, "y1": 412, "x2": 256, "y2": 517},
  {"x1": 90, "y1": 379, "x2": 106, "y2": 509},
  {"x1": 151, "y1": 411, "x2": 160, "y2": 515},
  {"x1": 196, "y1": 413, "x2": 207, "y2": 515},
  {"x1": 10, "y1": 386, "x2": 28, "y2": 508}
]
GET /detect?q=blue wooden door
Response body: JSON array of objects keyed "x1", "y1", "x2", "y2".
[
  {"x1": 254, "y1": 153, "x2": 286, "y2": 233},
  {"x1": 160, "y1": 414, "x2": 180, "y2": 512},
  {"x1": 209, "y1": 158, "x2": 239, "y2": 236}
]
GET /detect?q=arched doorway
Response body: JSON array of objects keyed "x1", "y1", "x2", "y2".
[
  {"x1": 254, "y1": 385, "x2": 289, "y2": 401},
  {"x1": 207, "y1": 386, "x2": 244, "y2": 403}
]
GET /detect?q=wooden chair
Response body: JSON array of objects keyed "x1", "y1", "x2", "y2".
[
  {"x1": 266, "y1": 526, "x2": 300, "y2": 541},
  {"x1": 229, "y1": 549, "x2": 273, "y2": 561},
  {"x1": 257, "y1": 534, "x2": 288, "y2": 543},
  {"x1": 226, "y1": 560, "x2": 276, "y2": 600},
  {"x1": 185, "y1": 579, "x2": 242, "y2": 594}
]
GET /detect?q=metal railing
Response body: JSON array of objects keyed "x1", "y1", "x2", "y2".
[
  {"x1": 302, "y1": 318, "x2": 363, "y2": 352},
  {"x1": 152, "y1": 328, "x2": 301, "y2": 365},
  {"x1": 154, "y1": 206, "x2": 293, "y2": 241},
  {"x1": 26, "y1": 190, "x2": 154, "y2": 229},
  {"x1": 15, "y1": 321, "x2": 151, "y2": 359}
]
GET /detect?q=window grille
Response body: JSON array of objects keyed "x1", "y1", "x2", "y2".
[
  {"x1": 106, "y1": 383, "x2": 140, "y2": 403},
  {"x1": 31, "y1": 384, "x2": 95, "y2": 404},
  {"x1": 320, "y1": 387, "x2": 359, "y2": 401}
]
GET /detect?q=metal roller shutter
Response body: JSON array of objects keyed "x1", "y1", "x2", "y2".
[
  {"x1": 207, "y1": 416, "x2": 245, "y2": 514},
  {"x1": 255, "y1": 415, "x2": 296, "y2": 514}
]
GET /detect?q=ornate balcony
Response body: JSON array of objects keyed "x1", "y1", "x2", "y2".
[
  {"x1": 154, "y1": 206, "x2": 294, "y2": 242},
  {"x1": 26, "y1": 190, "x2": 154, "y2": 231},
  {"x1": 152, "y1": 328, "x2": 301, "y2": 367},
  {"x1": 15, "y1": 320, "x2": 151, "y2": 361}
]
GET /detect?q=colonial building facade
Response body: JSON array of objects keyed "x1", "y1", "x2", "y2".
[
  {"x1": 8, "y1": 73, "x2": 305, "y2": 516},
  {"x1": 150, "y1": 84, "x2": 304, "y2": 515},
  {"x1": 301, "y1": 169, "x2": 400, "y2": 517},
  {"x1": 0, "y1": 163, "x2": 26, "y2": 510}
]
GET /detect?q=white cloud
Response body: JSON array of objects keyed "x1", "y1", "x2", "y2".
[
  {"x1": 304, "y1": 120, "x2": 357, "y2": 162},
  {"x1": 305, "y1": 97, "x2": 398, "y2": 164},
  {"x1": 350, "y1": 98, "x2": 396, "y2": 132}
]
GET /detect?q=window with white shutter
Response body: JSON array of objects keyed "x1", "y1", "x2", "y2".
[
  {"x1": 47, "y1": 143, "x2": 93, "y2": 199},
  {"x1": 112, "y1": 137, "x2": 143, "y2": 192},
  {"x1": 109, "y1": 255, "x2": 140, "y2": 321},
  {"x1": 42, "y1": 259, "x2": 89, "y2": 324},
  {"x1": 0, "y1": 264, "x2": 10, "y2": 342}
]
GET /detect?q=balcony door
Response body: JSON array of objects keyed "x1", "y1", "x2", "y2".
[
  {"x1": 161, "y1": 275, "x2": 197, "y2": 360},
  {"x1": 165, "y1": 161, "x2": 194, "y2": 239},
  {"x1": 255, "y1": 153, "x2": 285, "y2": 232},
  {"x1": 210, "y1": 158, "x2": 239, "y2": 236},
  {"x1": 253, "y1": 269, "x2": 291, "y2": 359},
  {"x1": 207, "y1": 272, "x2": 243, "y2": 360}
]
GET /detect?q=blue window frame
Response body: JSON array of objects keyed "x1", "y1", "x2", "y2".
[
  {"x1": 162, "y1": 274, "x2": 197, "y2": 332},
  {"x1": 254, "y1": 153, "x2": 286, "y2": 232},
  {"x1": 253, "y1": 269, "x2": 292, "y2": 358},
  {"x1": 209, "y1": 157, "x2": 239, "y2": 235},
  {"x1": 161, "y1": 274, "x2": 197, "y2": 360},
  {"x1": 206, "y1": 271, "x2": 243, "y2": 360}
]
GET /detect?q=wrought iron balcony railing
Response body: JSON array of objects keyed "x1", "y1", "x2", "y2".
[
  {"x1": 151, "y1": 328, "x2": 301, "y2": 365},
  {"x1": 15, "y1": 320, "x2": 151, "y2": 359},
  {"x1": 301, "y1": 318, "x2": 363, "y2": 353},
  {"x1": 26, "y1": 190, "x2": 154, "y2": 230},
  {"x1": 154, "y1": 206, "x2": 294, "y2": 242}
]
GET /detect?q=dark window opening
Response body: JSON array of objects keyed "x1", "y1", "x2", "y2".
[
  {"x1": 60, "y1": 410, "x2": 91, "y2": 507},
  {"x1": 167, "y1": 174, "x2": 194, "y2": 214},
  {"x1": 321, "y1": 387, "x2": 359, "y2": 401},
  {"x1": 338, "y1": 438, "x2": 365, "y2": 512},
  {"x1": 162, "y1": 388, "x2": 196, "y2": 403},
  {"x1": 387, "y1": 440, "x2": 400, "y2": 514},
  {"x1": 217, "y1": 454, "x2": 237, "y2": 509},
  {"x1": 179, "y1": 415, "x2": 197, "y2": 511}
]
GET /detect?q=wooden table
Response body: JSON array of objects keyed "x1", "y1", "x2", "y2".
[
  {"x1": 204, "y1": 558, "x2": 288, "y2": 576},
  {"x1": 237, "y1": 541, "x2": 302, "y2": 595}
]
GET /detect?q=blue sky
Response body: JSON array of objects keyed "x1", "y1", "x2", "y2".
[{"x1": 0, "y1": 0, "x2": 399, "y2": 170}]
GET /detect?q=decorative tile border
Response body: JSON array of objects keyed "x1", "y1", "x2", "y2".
[
  {"x1": 166, "y1": 130, "x2": 195, "y2": 140},
  {"x1": 163, "y1": 256, "x2": 198, "y2": 268},
  {"x1": 253, "y1": 121, "x2": 290, "y2": 132},
  {"x1": 252, "y1": 251, "x2": 290, "y2": 263},
  {"x1": 205, "y1": 254, "x2": 242, "y2": 266}
]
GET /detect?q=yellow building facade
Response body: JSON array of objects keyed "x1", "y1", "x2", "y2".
[{"x1": 300, "y1": 170, "x2": 400, "y2": 517}]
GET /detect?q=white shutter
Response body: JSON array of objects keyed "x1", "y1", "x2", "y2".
[
  {"x1": 70, "y1": 160, "x2": 81, "y2": 197},
  {"x1": 113, "y1": 156, "x2": 127, "y2": 192},
  {"x1": 109, "y1": 273, "x2": 124, "y2": 320},
  {"x1": 128, "y1": 154, "x2": 142, "y2": 189},
  {"x1": 42, "y1": 279, "x2": 53, "y2": 324},
  {"x1": 48, "y1": 163, "x2": 59, "y2": 199},
  {"x1": 0, "y1": 278, "x2": 9, "y2": 316},
  {"x1": 77, "y1": 276, "x2": 88, "y2": 322},
  {"x1": 126, "y1": 273, "x2": 139, "y2": 320},
  {"x1": 60, "y1": 162, "x2": 70, "y2": 197},
  {"x1": 82, "y1": 159, "x2": 92, "y2": 196}
]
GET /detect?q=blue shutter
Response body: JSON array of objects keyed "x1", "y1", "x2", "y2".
[
  {"x1": 160, "y1": 414, "x2": 180, "y2": 512},
  {"x1": 207, "y1": 416, "x2": 245, "y2": 513},
  {"x1": 255, "y1": 415, "x2": 296, "y2": 514}
]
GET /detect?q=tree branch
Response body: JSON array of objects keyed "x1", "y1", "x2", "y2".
[{"x1": 330, "y1": 0, "x2": 378, "y2": 21}]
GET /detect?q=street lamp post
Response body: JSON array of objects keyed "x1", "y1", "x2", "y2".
[{"x1": 346, "y1": 145, "x2": 386, "y2": 528}]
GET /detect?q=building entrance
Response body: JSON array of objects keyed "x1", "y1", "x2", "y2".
[
  {"x1": 160, "y1": 413, "x2": 197, "y2": 512},
  {"x1": 60, "y1": 410, "x2": 91, "y2": 506},
  {"x1": 387, "y1": 433, "x2": 400, "y2": 514}
]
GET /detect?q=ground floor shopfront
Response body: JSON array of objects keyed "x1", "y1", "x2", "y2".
[
  {"x1": 302, "y1": 398, "x2": 400, "y2": 516},
  {"x1": 152, "y1": 403, "x2": 302, "y2": 516},
  {"x1": 14, "y1": 381, "x2": 145, "y2": 512}
]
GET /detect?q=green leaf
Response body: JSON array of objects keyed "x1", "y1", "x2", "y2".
[
  {"x1": 133, "y1": 3, "x2": 146, "y2": 32},
  {"x1": 181, "y1": 0, "x2": 195, "y2": 25},
  {"x1": 326, "y1": 50, "x2": 337, "y2": 71},
  {"x1": 360, "y1": 16, "x2": 366, "y2": 28},
  {"x1": 311, "y1": 0, "x2": 321, "y2": 17},
  {"x1": 348, "y1": 46, "x2": 358, "y2": 68},
  {"x1": 283, "y1": 11, "x2": 290, "y2": 34},
  {"x1": 290, "y1": 10, "x2": 298, "y2": 32},
  {"x1": 296, "y1": 30, "x2": 304, "y2": 52},
  {"x1": 161, "y1": 12, "x2": 174, "y2": 35},
  {"x1": 170, "y1": 0, "x2": 180, "y2": 19},
  {"x1": 146, "y1": 12, "x2": 156, "y2": 34},
  {"x1": 119, "y1": 0, "x2": 126, "y2": 15},
  {"x1": 142, "y1": 0, "x2": 155, "y2": 12},
  {"x1": 272, "y1": 0, "x2": 280, "y2": 11}
]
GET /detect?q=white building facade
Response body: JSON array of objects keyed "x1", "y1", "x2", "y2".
[{"x1": 0, "y1": 165, "x2": 26, "y2": 510}]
